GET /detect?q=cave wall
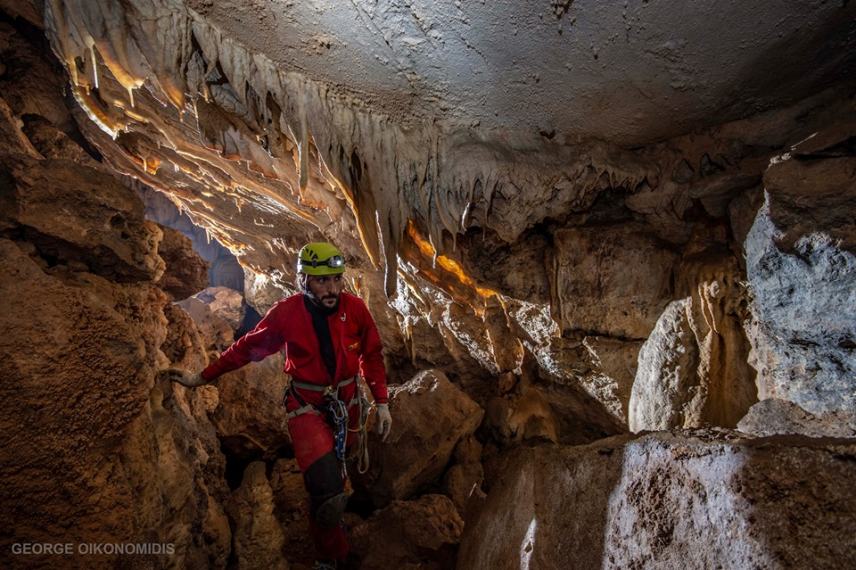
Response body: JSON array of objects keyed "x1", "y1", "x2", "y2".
[
  {"x1": 0, "y1": 19, "x2": 235, "y2": 568},
  {"x1": 0, "y1": 2, "x2": 854, "y2": 567},
  {"x1": 6, "y1": 0, "x2": 845, "y2": 440}
]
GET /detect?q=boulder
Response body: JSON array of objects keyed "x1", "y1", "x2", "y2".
[
  {"x1": 156, "y1": 225, "x2": 209, "y2": 299},
  {"x1": 350, "y1": 494, "x2": 463, "y2": 570},
  {"x1": 628, "y1": 299, "x2": 699, "y2": 431},
  {"x1": 738, "y1": 399, "x2": 856, "y2": 438},
  {"x1": 175, "y1": 288, "x2": 241, "y2": 351},
  {"x1": 458, "y1": 431, "x2": 856, "y2": 570},
  {"x1": 744, "y1": 187, "x2": 856, "y2": 419},
  {"x1": 227, "y1": 462, "x2": 289, "y2": 570},
  {"x1": 191, "y1": 286, "x2": 247, "y2": 329},
  {"x1": 356, "y1": 370, "x2": 484, "y2": 507},
  {"x1": 629, "y1": 255, "x2": 757, "y2": 431}
]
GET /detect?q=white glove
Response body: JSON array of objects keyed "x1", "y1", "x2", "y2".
[
  {"x1": 375, "y1": 404, "x2": 392, "y2": 442},
  {"x1": 159, "y1": 368, "x2": 208, "y2": 388}
]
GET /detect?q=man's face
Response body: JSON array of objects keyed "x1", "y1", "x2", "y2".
[{"x1": 306, "y1": 274, "x2": 344, "y2": 308}]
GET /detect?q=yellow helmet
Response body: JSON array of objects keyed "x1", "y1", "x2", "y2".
[{"x1": 297, "y1": 242, "x2": 346, "y2": 276}]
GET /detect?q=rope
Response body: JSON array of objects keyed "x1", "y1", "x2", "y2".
[
  {"x1": 284, "y1": 375, "x2": 374, "y2": 478},
  {"x1": 349, "y1": 388, "x2": 373, "y2": 475}
]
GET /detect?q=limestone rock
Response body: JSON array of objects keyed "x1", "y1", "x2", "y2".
[
  {"x1": 764, "y1": 155, "x2": 856, "y2": 253},
  {"x1": 551, "y1": 224, "x2": 678, "y2": 339},
  {"x1": 138, "y1": 185, "x2": 247, "y2": 292},
  {"x1": 738, "y1": 399, "x2": 856, "y2": 438},
  {"x1": 193, "y1": 286, "x2": 247, "y2": 329},
  {"x1": 0, "y1": 156, "x2": 165, "y2": 282},
  {"x1": 212, "y1": 354, "x2": 291, "y2": 460},
  {"x1": 458, "y1": 431, "x2": 856, "y2": 569},
  {"x1": 0, "y1": 237, "x2": 231, "y2": 567},
  {"x1": 577, "y1": 335, "x2": 641, "y2": 422},
  {"x1": 227, "y1": 462, "x2": 289, "y2": 570},
  {"x1": 744, "y1": 188, "x2": 856, "y2": 418},
  {"x1": 485, "y1": 386, "x2": 559, "y2": 445},
  {"x1": 629, "y1": 254, "x2": 757, "y2": 432},
  {"x1": 0, "y1": 95, "x2": 41, "y2": 158},
  {"x1": 351, "y1": 494, "x2": 463, "y2": 570},
  {"x1": 0, "y1": 21, "x2": 72, "y2": 131},
  {"x1": 156, "y1": 225, "x2": 209, "y2": 300},
  {"x1": 161, "y1": 301, "x2": 209, "y2": 373},
  {"x1": 628, "y1": 299, "x2": 700, "y2": 431},
  {"x1": 442, "y1": 436, "x2": 486, "y2": 518},
  {"x1": 356, "y1": 370, "x2": 484, "y2": 507},
  {"x1": 176, "y1": 288, "x2": 240, "y2": 351},
  {"x1": 269, "y1": 459, "x2": 313, "y2": 566},
  {"x1": 20, "y1": 117, "x2": 100, "y2": 167}
]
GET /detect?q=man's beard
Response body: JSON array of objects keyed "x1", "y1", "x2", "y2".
[{"x1": 308, "y1": 292, "x2": 339, "y2": 314}]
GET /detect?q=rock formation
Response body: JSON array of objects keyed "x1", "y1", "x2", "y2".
[
  {"x1": 459, "y1": 431, "x2": 856, "y2": 569},
  {"x1": 1, "y1": 1, "x2": 855, "y2": 568},
  {"x1": 356, "y1": 369, "x2": 484, "y2": 507}
]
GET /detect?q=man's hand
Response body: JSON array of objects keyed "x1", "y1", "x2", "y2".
[
  {"x1": 375, "y1": 404, "x2": 392, "y2": 442},
  {"x1": 159, "y1": 368, "x2": 208, "y2": 388}
]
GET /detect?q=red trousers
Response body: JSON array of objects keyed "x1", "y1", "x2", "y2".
[{"x1": 286, "y1": 392, "x2": 361, "y2": 562}]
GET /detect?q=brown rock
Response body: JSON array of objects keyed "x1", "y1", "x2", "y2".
[
  {"x1": 0, "y1": 157, "x2": 165, "y2": 282},
  {"x1": 551, "y1": 223, "x2": 678, "y2": 339},
  {"x1": 161, "y1": 301, "x2": 208, "y2": 373},
  {"x1": 0, "y1": 21, "x2": 72, "y2": 131},
  {"x1": 629, "y1": 255, "x2": 757, "y2": 431},
  {"x1": 485, "y1": 386, "x2": 558, "y2": 444},
  {"x1": 227, "y1": 462, "x2": 289, "y2": 570},
  {"x1": 443, "y1": 463, "x2": 486, "y2": 519},
  {"x1": 0, "y1": 95, "x2": 41, "y2": 158},
  {"x1": 212, "y1": 354, "x2": 292, "y2": 459},
  {"x1": 738, "y1": 398, "x2": 856, "y2": 438},
  {"x1": 156, "y1": 225, "x2": 209, "y2": 299},
  {"x1": 176, "y1": 290, "x2": 238, "y2": 351},
  {"x1": 443, "y1": 435, "x2": 486, "y2": 517},
  {"x1": 270, "y1": 459, "x2": 313, "y2": 566},
  {"x1": 20, "y1": 117, "x2": 100, "y2": 167},
  {"x1": 0, "y1": 237, "x2": 230, "y2": 567},
  {"x1": 194, "y1": 286, "x2": 247, "y2": 329},
  {"x1": 458, "y1": 431, "x2": 856, "y2": 570},
  {"x1": 764, "y1": 155, "x2": 856, "y2": 253},
  {"x1": 356, "y1": 370, "x2": 484, "y2": 507},
  {"x1": 351, "y1": 494, "x2": 463, "y2": 570}
]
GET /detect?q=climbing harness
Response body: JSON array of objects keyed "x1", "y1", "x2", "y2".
[{"x1": 284, "y1": 376, "x2": 374, "y2": 478}]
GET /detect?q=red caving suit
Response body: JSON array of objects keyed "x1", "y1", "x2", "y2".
[{"x1": 201, "y1": 291, "x2": 388, "y2": 561}]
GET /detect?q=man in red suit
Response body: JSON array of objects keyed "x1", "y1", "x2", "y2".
[{"x1": 166, "y1": 242, "x2": 392, "y2": 570}]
